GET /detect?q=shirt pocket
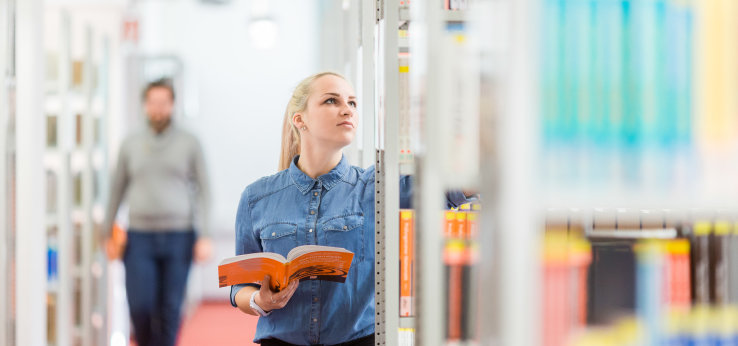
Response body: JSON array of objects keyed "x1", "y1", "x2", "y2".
[
  {"x1": 258, "y1": 223, "x2": 298, "y2": 257},
  {"x1": 321, "y1": 213, "x2": 364, "y2": 262}
]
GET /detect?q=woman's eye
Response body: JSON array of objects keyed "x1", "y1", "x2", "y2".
[
  {"x1": 349, "y1": 101, "x2": 357, "y2": 108},
  {"x1": 325, "y1": 98, "x2": 336, "y2": 104}
]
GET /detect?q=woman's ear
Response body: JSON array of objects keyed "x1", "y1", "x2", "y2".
[{"x1": 292, "y1": 112, "x2": 305, "y2": 130}]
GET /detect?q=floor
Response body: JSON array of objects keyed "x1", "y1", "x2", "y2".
[{"x1": 178, "y1": 301, "x2": 259, "y2": 346}]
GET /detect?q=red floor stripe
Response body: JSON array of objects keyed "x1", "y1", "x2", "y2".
[{"x1": 178, "y1": 301, "x2": 259, "y2": 346}]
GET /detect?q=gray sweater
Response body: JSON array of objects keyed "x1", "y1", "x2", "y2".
[{"x1": 103, "y1": 124, "x2": 210, "y2": 237}]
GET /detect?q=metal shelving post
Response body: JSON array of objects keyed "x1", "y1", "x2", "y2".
[
  {"x1": 473, "y1": 0, "x2": 542, "y2": 344},
  {"x1": 80, "y1": 25, "x2": 95, "y2": 346},
  {"x1": 56, "y1": 11, "x2": 74, "y2": 346},
  {"x1": 374, "y1": 0, "x2": 401, "y2": 345},
  {"x1": 0, "y1": 0, "x2": 11, "y2": 344},
  {"x1": 16, "y1": 0, "x2": 47, "y2": 345},
  {"x1": 360, "y1": 0, "x2": 377, "y2": 169},
  {"x1": 410, "y1": 0, "x2": 447, "y2": 344}
]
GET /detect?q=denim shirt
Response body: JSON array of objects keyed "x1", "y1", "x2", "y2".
[{"x1": 230, "y1": 155, "x2": 470, "y2": 345}]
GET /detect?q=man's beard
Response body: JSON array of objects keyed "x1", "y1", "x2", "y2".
[{"x1": 149, "y1": 117, "x2": 171, "y2": 133}]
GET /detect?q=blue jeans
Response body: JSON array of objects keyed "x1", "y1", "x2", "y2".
[{"x1": 123, "y1": 230, "x2": 195, "y2": 346}]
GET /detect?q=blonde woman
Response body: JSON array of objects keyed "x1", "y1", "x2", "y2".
[{"x1": 230, "y1": 72, "x2": 471, "y2": 345}]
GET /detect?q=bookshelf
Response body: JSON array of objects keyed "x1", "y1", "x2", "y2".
[
  {"x1": 340, "y1": 1, "x2": 480, "y2": 345},
  {"x1": 41, "y1": 5, "x2": 117, "y2": 346},
  {"x1": 475, "y1": 0, "x2": 738, "y2": 344}
]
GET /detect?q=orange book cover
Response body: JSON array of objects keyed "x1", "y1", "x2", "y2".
[
  {"x1": 466, "y1": 211, "x2": 479, "y2": 241},
  {"x1": 400, "y1": 209, "x2": 414, "y2": 317},
  {"x1": 444, "y1": 211, "x2": 456, "y2": 239},
  {"x1": 454, "y1": 212, "x2": 467, "y2": 240},
  {"x1": 218, "y1": 245, "x2": 354, "y2": 291}
]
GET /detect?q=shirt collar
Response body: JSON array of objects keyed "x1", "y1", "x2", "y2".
[
  {"x1": 288, "y1": 154, "x2": 350, "y2": 194},
  {"x1": 146, "y1": 121, "x2": 175, "y2": 139}
]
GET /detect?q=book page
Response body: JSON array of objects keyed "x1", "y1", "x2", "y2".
[
  {"x1": 286, "y1": 249, "x2": 354, "y2": 283},
  {"x1": 286, "y1": 245, "x2": 351, "y2": 261},
  {"x1": 219, "y1": 252, "x2": 286, "y2": 265}
]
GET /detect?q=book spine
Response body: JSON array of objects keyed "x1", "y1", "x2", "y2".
[
  {"x1": 400, "y1": 210, "x2": 414, "y2": 317},
  {"x1": 691, "y1": 223, "x2": 712, "y2": 305},
  {"x1": 635, "y1": 241, "x2": 665, "y2": 345},
  {"x1": 710, "y1": 223, "x2": 731, "y2": 305},
  {"x1": 398, "y1": 55, "x2": 412, "y2": 164},
  {"x1": 444, "y1": 241, "x2": 465, "y2": 342},
  {"x1": 730, "y1": 224, "x2": 738, "y2": 304},
  {"x1": 542, "y1": 0, "x2": 562, "y2": 145},
  {"x1": 444, "y1": 211, "x2": 456, "y2": 239},
  {"x1": 542, "y1": 233, "x2": 574, "y2": 346},
  {"x1": 666, "y1": 239, "x2": 691, "y2": 308},
  {"x1": 463, "y1": 211, "x2": 478, "y2": 340}
]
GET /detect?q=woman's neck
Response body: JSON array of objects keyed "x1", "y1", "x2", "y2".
[{"x1": 296, "y1": 143, "x2": 342, "y2": 179}]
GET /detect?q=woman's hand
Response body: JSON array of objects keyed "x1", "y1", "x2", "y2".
[{"x1": 254, "y1": 275, "x2": 299, "y2": 312}]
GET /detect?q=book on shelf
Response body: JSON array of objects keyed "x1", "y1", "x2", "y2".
[
  {"x1": 218, "y1": 245, "x2": 354, "y2": 291},
  {"x1": 400, "y1": 209, "x2": 414, "y2": 317},
  {"x1": 398, "y1": 327, "x2": 415, "y2": 346}
]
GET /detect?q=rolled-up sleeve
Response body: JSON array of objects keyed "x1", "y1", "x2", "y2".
[{"x1": 230, "y1": 188, "x2": 263, "y2": 307}]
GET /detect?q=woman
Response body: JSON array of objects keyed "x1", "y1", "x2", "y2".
[{"x1": 230, "y1": 72, "x2": 471, "y2": 345}]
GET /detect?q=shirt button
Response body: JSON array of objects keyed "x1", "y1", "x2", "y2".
[
  {"x1": 343, "y1": 225, "x2": 348, "y2": 230},
  {"x1": 309, "y1": 229, "x2": 313, "y2": 233},
  {"x1": 271, "y1": 232, "x2": 276, "y2": 236},
  {"x1": 312, "y1": 318, "x2": 318, "y2": 323},
  {"x1": 314, "y1": 192, "x2": 318, "y2": 196},
  {"x1": 310, "y1": 210, "x2": 315, "y2": 215},
  {"x1": 313, "y1": 297, "x2": 319, "y2": 302}
]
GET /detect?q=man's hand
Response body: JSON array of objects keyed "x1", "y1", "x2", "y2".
[
  {"x1": 105, "y1": 236, "x2": 125, "y2": 260},
  {"x1": 193, "y1": 237, "x2": 213, "y2": 263}
]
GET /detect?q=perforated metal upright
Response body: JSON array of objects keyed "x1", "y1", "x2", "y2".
[
  {"x1": 374, "y1": 0, "x2": 401, "y2": 343},
  {"x1": 0, "y1": 0, "x2": 13, "y2": 344}
]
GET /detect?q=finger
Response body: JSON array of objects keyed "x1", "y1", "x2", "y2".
[
  {"x1": 278, "y1": 283, "x2": 298, "y2": 305},
  {"x1": 287, "y1": 280, "x2": 299, "y2": 295},
  {"x1": 281, "y1": 280, "x2": 298, "y2": 297},
  {"x1": 261, "y1": 275, "x2": 271, "y2": 292}
]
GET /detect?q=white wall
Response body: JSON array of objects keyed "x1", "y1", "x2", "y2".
[{"x1": 133, "y1": 0, "x2": 320, "y2": 299}]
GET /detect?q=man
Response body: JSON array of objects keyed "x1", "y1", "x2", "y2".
[{"x1": 103, "y1": 79, "x2": 212, "y2": 346}]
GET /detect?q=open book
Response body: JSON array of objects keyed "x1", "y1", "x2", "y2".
[{"x1": 218, "y1": 245, "x2": 354, "y2": 291}]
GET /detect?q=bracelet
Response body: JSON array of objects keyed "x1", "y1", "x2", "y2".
[{"x1": 249, "y1": 291, "x2": 272, "y2": 317}]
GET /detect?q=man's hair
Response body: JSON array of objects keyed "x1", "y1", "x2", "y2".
[{"x1": 142, "y1": 78, "x2": 176, "y2": 101}]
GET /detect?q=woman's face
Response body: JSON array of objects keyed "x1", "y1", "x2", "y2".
[{"x1": 297, "y1": 75, "x2": 358, "y2": 149}]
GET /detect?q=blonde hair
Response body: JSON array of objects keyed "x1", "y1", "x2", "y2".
[{"x1": 279, "y1": 71, "x2": 347, "y2": 171}]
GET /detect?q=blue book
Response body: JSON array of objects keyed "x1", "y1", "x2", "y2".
[
  {"x1": 541, "y1": 0, "x2": 563, "y2": 145},
  {"x1": 599, "y1": 0, "x2": 625, "y2": 147},
  {"x1": 671, "y1": 0, "x2": 693, "y2": 147}
]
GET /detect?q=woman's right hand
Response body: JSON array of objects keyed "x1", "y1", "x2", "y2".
[{"x1": 254, "y1": 275, "x2": 299, "y2": 312}]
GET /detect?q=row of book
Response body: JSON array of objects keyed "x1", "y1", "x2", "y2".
[
  {"x1": 542, "y1": 0, "x2": 738, "y2": 148},
  {"x1": 541, "y1": 0, "x2": 694, "y2": 148},
  {"x1": 542, "y1": 232, "x2": 592, "y2": 346},
  {"x1": 399, "y1": 204, "x2": 482, "y2": 344},
  {"x1": 569, "y1": 236, "x2": 738, "y2": 346},
  {"x1": 544, "y1": 217, "x2": 738, "y2": 345},
  {"x1": 568, "y1": 306, "x2": 738, "y2": 346},
  {"x1": 444, "y1": 0, "x2": 468, "y2": 11}
]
